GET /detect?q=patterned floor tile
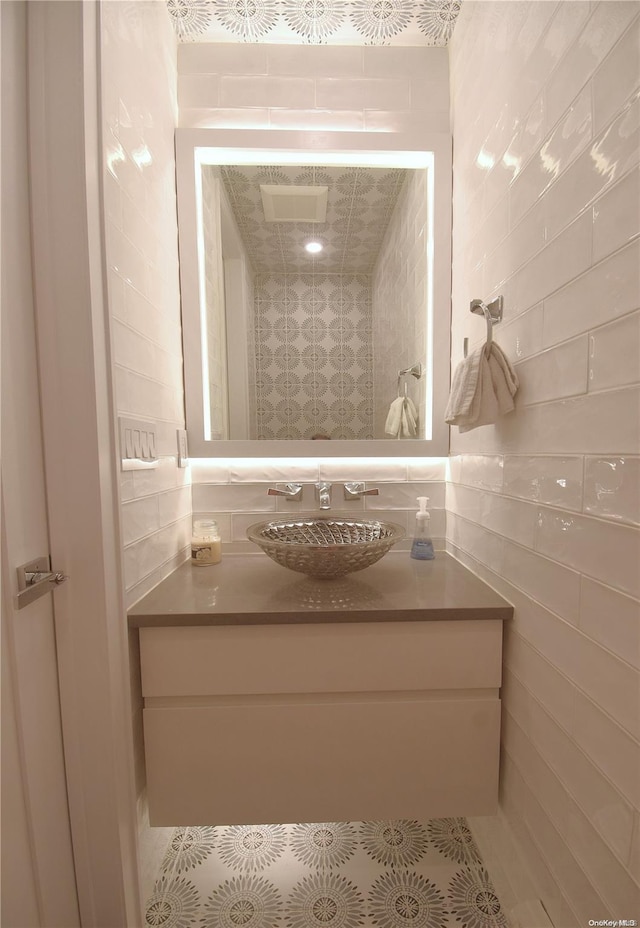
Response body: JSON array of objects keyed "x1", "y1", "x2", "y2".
[
  {"x1": 359, "y1": 820, "x2": 430, "y2": 869},
  {"x1": 426, "y1": 819, "x2": 482, "y2": 867},
  {"x1": 201, "y1": 874, "x2": 282, "y2": 928},
  {"x1": 289, "y1": 822, "x2": 359, "y2": 870},
  {"x1": 161, "y1": 826, "x2": 218, "y2": 876},
  {"x1": 144, "y1": 818, "x2": 510, "y2": 928},
  {"x1": 145, "y1": 874, "x2": 200, "y2": 927}
]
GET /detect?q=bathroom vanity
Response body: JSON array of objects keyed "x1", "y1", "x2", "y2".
[{"x1": 128, "y1": 552, "x2": 512, "y2": 826}]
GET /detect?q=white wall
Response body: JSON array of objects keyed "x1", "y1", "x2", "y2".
[
  {"x1": 101, "y1": 0, "x2": 191, "y2": 612},
  {"x1": 448, "y1": 2, "x2": 640, "y2": 923}
]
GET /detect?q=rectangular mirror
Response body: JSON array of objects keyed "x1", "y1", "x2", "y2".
[{"x1": 176, "y1": 129, "x2": 451, "y2": 457}]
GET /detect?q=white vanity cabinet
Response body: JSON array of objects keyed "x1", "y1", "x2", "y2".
[{"x1": 139, "y1": 618, "x2": 503, "y2": 826}]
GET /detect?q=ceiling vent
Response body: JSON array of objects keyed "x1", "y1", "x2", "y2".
[{"x1": 260, "y1": 184, "x2": 328, "y2": 223}]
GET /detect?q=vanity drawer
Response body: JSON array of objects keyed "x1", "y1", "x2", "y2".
[
  {"x1": 139, "y1": 620, "x2": 503, "y2": 697},
  {"x1": 144, "y1": 695, "x2": 501, "y2": 825}
]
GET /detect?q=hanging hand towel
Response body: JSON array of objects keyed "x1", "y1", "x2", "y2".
[
  {"x1": 487, "y1": 342, "x2": 519, "y2": 414},
  {"x1": 385, "y1": 396, "x2": 418, "y2": 438},
  {"x1": 445, "y1": 342, "x2": 519, "y2": 432},
  {"x1": 444, "y1": 345, "x2": 484, "y2": 423},
  {"x1": 401, "y1": 396, "x2": 418, "y2": 437},
  {"x1": 385, "y1": 396, "x2": 404, "y2": 436}
]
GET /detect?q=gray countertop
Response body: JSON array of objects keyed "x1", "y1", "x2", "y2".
[{"x1": 128, "y1": 551, "x2": 513, "y2": 627}]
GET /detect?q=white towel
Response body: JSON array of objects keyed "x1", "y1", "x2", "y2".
[
  {"x1": 445, "y1": 342, "x2": 518, "y2": 432},
  {"x1": 385, "y1": 396, "x2": 418, "y2": 438},
  {"x1": 444, "y1": 345, "x2": 485, "y2": 423}
]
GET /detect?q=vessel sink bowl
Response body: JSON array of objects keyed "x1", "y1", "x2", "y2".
[{"x1": 246, "y1": 517, "x2": 405, "y2": 579}]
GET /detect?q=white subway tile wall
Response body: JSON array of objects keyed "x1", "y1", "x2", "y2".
[
  {"x1": 449, "y1": 2, "x2": 640, "y2": 923},
  {"x1": 101, "y1": 2, "x2": 190, "y2": 613},
  {"x1": 177, "y1": 43, "x2": 450, "y2": 138},
  {"x1": 191, "y1": 458, "x2": 447, "y2": 551}
]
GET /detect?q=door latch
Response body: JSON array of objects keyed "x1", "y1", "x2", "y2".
[{"x1": 16, "y1": 556, "x2": 69, "y2": 610}]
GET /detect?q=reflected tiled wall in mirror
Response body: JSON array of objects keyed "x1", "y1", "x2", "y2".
[{"x1": 254, "y1": 274, "x2": 374, "y2": 440}]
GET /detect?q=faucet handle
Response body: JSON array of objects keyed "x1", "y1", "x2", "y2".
[
  {"x1": 343, "y1": 482, "x2": 380, "y2": 500},
  {"x1": 267, "y1": 483, "x2": 303, "y2": 501}
]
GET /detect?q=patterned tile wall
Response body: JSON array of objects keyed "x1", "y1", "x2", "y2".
[
  {"x1": 254, "y1": 273, "x2": 374, "y2": 440},
  {"x1": 167, "y1": 0, "x2": 461, "y2": 46},
  {"x1": 448, "y1": 2, "x2": 640, "y2": 924},
  {"x1": 144, "y1": 817, "x2": 509, "y2": 928}
]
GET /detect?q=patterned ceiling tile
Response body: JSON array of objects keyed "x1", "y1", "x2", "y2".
[
  {"x1": 167, "y1": 0, "x2": 462, "y2": 45},
  {"x1": 212, "y1": 163, "x2": 408, "y2": 275}
]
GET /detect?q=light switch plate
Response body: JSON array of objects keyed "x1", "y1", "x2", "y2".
[
  {"x1": 177, "y1": 429, "x2": 189, "y2": 468},
  {"x1": 119, "y1": 417, "x2": 158, "y2": 471}
]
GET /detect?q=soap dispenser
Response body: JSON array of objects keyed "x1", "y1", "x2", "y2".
[{"x1": 411, "y1": 497, "x2": 435, "y2": 560}]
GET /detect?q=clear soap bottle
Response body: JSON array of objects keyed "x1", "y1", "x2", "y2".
[
  {"x1": 410, "y1": 496, "x2": 435, "y2": 560},
  {"x1": 191, "y1": 519, "x2": 222, "y2": 566}
]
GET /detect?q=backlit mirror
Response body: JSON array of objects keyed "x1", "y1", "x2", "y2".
[{"x1": 176, "y1": 129, "x2": 451, "y2": 458}]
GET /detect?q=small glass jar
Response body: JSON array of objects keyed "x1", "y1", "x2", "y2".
[{"x1": 191, "y1": 519, "x2": 222, "y2": 566}]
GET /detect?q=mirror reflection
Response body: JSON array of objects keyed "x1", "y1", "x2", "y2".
[{"x1": 198, "y1": 162, "x2": 431, "y2": 441}]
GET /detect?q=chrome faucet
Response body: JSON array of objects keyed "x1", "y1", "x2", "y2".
[{"x1": 315, "y1": 482, "x2": 332, "y2": 510}]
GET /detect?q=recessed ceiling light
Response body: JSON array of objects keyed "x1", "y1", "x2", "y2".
[{"x1": 305, "y1": 241, "x2": 323, "y2": 254}]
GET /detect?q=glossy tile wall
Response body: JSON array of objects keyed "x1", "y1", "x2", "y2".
[
  {"x1": 101, "y1": 1, "x2": 191, "y2": 611},
  {"x1": 191, "y1": 458, "x2": 447, "y2": 550},
  {"x1": 177, "y1": 42, "x2": 449, "y2": 137},
  {"x1": 448, "y1": 2, "x2": 640, "y2": 923}
]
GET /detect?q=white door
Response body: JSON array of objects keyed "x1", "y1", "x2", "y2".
[
  {"x1": 2, "y1": 2, "x2": 143, "y2": 925},
  {"x1": 1, "y1": 3, "x2": 80, "y2": 925}
]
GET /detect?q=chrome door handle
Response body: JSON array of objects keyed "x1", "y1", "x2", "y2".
[{"x1": 16, "y1": 556, "x2": 69, "y2": 610}]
